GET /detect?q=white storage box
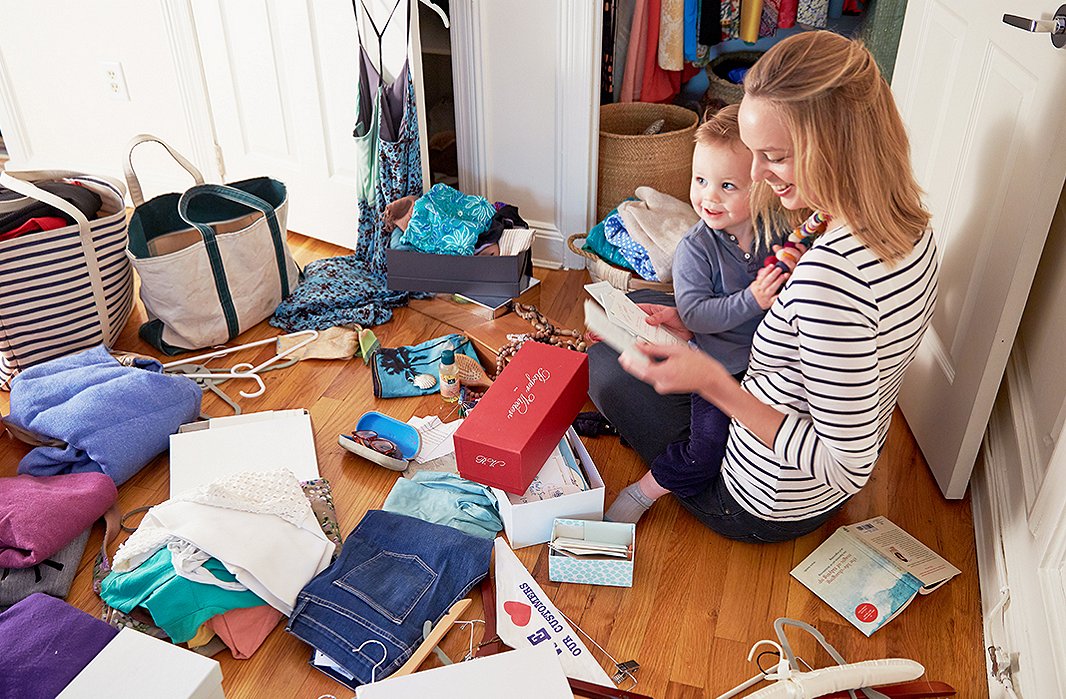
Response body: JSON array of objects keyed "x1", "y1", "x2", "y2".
[
  {"x1": 58, "y1": 627, "x2": 224, "y2": 699},
  {"x1": 492, "y1": 427, "x2": 604, "y2": 548}
]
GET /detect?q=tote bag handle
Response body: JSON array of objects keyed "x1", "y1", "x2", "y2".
[
  {"x1": 124, "y1": 134, "x2": 206, "y2": 207},
  {"x1": 0, "y1": 169, "x2": 124, "y2": 343},
  {"x1": 177, "y1": 183, "x2": 292, "y2": 342}
]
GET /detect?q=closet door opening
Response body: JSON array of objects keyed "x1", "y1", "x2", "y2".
[{"x1": 416, "y1": 0, "x2": 457, "y2": 187}]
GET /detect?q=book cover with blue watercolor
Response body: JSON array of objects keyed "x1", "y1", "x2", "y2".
[{"x1": 791, "y1": 516, "x2": 961, "y2": 636}]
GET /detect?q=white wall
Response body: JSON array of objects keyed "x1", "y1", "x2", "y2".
[
  {"x1": 452, "y1": 0, "x2": 600, "y2": 268},
  {"x1": 0, "y1": 0, "x2": 218, "y2": 200}
]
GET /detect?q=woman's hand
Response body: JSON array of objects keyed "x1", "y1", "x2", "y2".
[
  {"x1": 618, "y1": 342, "x2": 734, "y2": 396},
  {"x1": 635, "y1": 304, "x2": 694, "y2": 341}
]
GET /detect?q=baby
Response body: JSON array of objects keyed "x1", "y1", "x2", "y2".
[{"x1": 605, "y1": 104, "x2": 789, "y2": 524}]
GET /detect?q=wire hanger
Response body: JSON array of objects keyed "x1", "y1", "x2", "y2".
[{"x1": 162, "y1": 330, "x2": 319, "y2": 398}]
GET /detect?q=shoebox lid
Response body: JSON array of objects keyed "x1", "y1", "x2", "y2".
[{"x1": 454, "y1": 342, "x2": 588, "y2": 495}]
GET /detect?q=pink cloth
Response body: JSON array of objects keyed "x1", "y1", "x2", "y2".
[
  {"x1": 207, "y1": 604, "x2": 283, "y2": 660},
  {"x1": 0, "y1": 472, "x2": 116, "y2": 568}
]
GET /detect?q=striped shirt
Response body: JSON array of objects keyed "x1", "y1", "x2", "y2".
[{"x1": 722, "y1": 224, "x2": 938, "y2": 520}]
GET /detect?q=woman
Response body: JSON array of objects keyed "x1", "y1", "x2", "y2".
[{"x1": 588, "y1": 30, "x2": 938, "y2": 543}]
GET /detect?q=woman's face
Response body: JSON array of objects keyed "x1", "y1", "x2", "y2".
[{"x1": 739, "y1": 95, "x2": 807, "y2": 210}]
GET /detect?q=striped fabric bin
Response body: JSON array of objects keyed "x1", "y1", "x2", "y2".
[{"x1": 0, "y1": 171, "x2": 134, "y2": 388}]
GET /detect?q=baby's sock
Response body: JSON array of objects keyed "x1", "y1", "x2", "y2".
[{"x1": 604, "y1": 482, "x2": 657, "y2": 524}]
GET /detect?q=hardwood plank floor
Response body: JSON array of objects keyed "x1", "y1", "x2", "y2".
[{"x1": 0, "y1": 233, "x2": 987, "y2": 697}]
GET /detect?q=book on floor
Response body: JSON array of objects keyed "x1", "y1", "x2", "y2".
[{"x1": 791, "y1": 516, "x2": 961, "y2": 636}]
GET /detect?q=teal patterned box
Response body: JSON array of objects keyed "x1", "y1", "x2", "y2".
[{"x1": 548, "y1": 519, "x2": 635, "y2": 588}]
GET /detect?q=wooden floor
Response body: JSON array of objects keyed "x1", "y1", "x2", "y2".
[{"x1": 0, "y1": 233, "x2": 987, "y2": 697}]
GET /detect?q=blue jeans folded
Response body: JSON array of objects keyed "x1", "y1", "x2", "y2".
[{"x1": 286, "y1": 510, "x2": 492, "y2": 687}]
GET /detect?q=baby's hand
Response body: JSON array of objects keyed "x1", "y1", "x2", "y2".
[{"x1": 750, "y1": 266, "x2": 787, "y2": 310}]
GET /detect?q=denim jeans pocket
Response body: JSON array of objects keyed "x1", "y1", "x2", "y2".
[{"x1": 333, "y1": 539, "x2": 438, "y2": 625}]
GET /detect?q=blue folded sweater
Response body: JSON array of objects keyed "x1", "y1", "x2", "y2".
[{"x1": 7, "y1": 345, "x2": 202, "y2": 485}]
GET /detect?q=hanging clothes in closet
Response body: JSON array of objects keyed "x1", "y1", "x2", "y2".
[{"x1": 272, "y1": 0, "x2": 424, "y2": 333}]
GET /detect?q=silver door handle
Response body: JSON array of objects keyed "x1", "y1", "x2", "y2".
[
  {"x1": 1003, "y1": 13, "x2": 1065, "y2": 33},
  {"x1": 1003, "y1": 5, "x2": 1066, "y2": 47}
]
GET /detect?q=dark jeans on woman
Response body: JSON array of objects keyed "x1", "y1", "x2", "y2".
[{"x1": 587, "y1": 290, "x2": 841, "y2": 544}]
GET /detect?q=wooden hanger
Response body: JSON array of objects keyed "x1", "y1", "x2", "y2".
[{"x1": 390, "y1": 598, "x2": 472, "y2": 677}]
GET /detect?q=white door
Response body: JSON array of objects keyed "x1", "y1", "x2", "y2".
[
  {"x1": 893, "y1": 0, "x2": 1066, "y2": 498},
  {"x1": 192, "y1": 0, "x2": 431, "y2": 249}
]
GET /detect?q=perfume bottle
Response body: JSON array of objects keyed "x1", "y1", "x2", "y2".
[{"x1": 439, "y1": 349, "x2": 460, "y2": 403}]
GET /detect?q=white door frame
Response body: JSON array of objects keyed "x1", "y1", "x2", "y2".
[{"x1": 451, "y1": 0, "x2": 601, "y2": 269}]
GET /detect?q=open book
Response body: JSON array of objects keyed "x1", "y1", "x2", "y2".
[{"x1": 791, "y1": 516, "x2": 961, "y2": 636}]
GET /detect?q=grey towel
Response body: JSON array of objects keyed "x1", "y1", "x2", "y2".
[{"x1": 0, "y1": 527, "x2": 91, "y2": 612}]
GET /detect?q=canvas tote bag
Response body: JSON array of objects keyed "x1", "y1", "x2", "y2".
[
  {"x1": 125, "y1": 135, "x2": 300, "y2": 354},
  {"x1": 0, "y1": 170, "x2": 134, "y2": 389}
]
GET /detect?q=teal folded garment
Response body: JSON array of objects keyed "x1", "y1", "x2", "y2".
[
  {"x1": 383, "y1": 472, "x2": 502, "y2": 539},
  {"x1": 400, "y1": 184, "x2": 496, "y2": 256},
  {"x1": 583, "y1": 202, "x2": 637, "y2": 271},
  {"x1": 100, "y1": 548, "x2": 266, "y2": 643}
]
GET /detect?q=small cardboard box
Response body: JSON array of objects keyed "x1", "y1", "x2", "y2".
[
  {"x1": 386, "y1": 247, "x2": 533, "y2": 297},
  {"x1": 548, "y1": 518, "x2": 636, "y2": 588},
  {"x1": 453, "y1": 342, "x2": 589, "y2": 495},
  {"x1": 492, "y1": 427, "x2": 605, "y2": 548},
  {"x1": 58, "y1": 627, "x2": 224, "y2": 699}
]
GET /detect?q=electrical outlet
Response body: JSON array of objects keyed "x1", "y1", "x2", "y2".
[{"x1": 100, "y1": 61, "x2": 130, "y2": 101}]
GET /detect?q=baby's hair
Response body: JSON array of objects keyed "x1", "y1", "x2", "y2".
[{"x1": 695, "y1": 103, "x2": 742, "y2": 147}]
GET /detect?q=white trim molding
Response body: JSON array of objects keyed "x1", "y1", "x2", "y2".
[
  {"x1": 0, "y1": 44, "x2": 32, "y2": 165},
  {"x1": 554, "y1": 0, "x2": 602, "y2": 270},
  {"x1": 161, "y1": 0, "x2": 223, "y2": 182},
  {"x1": 450, "y1": 0, "x2": 487, "y2": 198}
]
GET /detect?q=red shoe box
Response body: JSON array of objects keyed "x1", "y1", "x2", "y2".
[{"x1": 454, "y1": 342, "x2": 589, "y2": 495}]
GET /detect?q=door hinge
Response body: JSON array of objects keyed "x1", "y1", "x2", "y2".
[
  {"x1": 214, "y1": 143, "x2": 226, "y2": 180},
  {"x1": 988, "y1": 645, "x2": 1019, "y2": 697}
]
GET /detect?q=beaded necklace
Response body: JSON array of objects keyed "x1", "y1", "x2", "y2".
[{"x1": 763, "y1": 211, "x2": 831, "y2": 272}]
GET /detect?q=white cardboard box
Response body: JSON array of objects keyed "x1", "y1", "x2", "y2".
[
  {"x1": 58, "y1": 627, "x2": 225, "y2": 699},
  {"x1": 169, "y1": 408, "x2": 319, "y2": 496},
  {"x1": 357, "y1": 646, "x2": 570, "y2": 698},
  {"x1": 492, "y1": 427, "x2": 604, "y2": 548}
]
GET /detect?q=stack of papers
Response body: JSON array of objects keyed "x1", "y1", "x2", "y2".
[
  {"x1": 508, "y1": 437, "x2": 588, "y2": 505},
  {"x1": 550, "y1": 537, "x2": 631, "y2": 559},
  {"x1": 406, "y1": 416, "x2": 464, "y2": 464}
]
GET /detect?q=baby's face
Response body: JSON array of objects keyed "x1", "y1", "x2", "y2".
[{"x1": 689, "y1": 142, "x2": 753, "y2": 235}]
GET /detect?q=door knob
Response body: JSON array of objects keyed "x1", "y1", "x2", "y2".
[{"x1": 1003, "y1": 4, "x2": 1066, "y2": 47}]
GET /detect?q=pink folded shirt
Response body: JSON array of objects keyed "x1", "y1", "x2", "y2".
[{"x1": 0, "y1": 472, "x2": 117, "y2": 568}]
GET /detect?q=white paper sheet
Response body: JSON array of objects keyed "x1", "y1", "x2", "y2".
[{"x1": 407, "y1": 416, "x2": 464, "y2": 464}]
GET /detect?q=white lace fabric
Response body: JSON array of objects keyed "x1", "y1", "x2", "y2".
[{"x1": 174, "y1": 468, "x2": 313, "y2": 527}]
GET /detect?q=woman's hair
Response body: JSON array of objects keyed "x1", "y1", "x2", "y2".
[
  {"x1": 696, "y1": 103, "x2": 742, "y2": 147},
  {"x1": 743, "y1": 30, "x2": 931, "y2": 261}
]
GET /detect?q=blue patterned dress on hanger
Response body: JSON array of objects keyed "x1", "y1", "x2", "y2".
[{"x1": 272, "y1": 0, "x2": 423, "y2": 332}]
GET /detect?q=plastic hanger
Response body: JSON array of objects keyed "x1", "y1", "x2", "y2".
[
  {"x1": 418, "y1": 0, "x2": 449, "y2": 28},
  {"x1": 161, "y1": 330, "x2": 319, "y2": 398}
]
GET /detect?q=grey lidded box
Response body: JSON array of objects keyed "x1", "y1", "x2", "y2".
[{"x1": 386, "y1": 247, "x2": 533, "y2": 297}]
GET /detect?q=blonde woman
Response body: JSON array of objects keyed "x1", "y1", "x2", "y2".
[{"x1": 588, "y1": 31, "x2": 938, "y2": 542}]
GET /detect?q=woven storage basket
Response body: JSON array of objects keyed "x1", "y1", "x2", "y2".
[
  {"x1": 597, "y1": 103, "x2": 699, "y2": 222},
  {"x1": 568, "y1": 233, "x2": 672, "y2": 294},
  {"x1": 704, "y1": 50, "x2": 763, "y2": 105}
]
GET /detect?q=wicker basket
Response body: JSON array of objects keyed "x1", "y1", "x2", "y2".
[
  {"x1": 568, "y1": 233, "x2": 672, "y2": 294},
  {"x1": 597, "y1": 103, "x2": 699, "y2": 222},
  {"x1": 704, "y1": 50, "x2": 764, "y2": 105}
]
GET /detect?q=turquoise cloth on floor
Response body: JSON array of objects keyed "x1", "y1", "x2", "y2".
[
  {"x1": 99, "y1": 548, "x2": 266, "y2": 643},
  {"x1": 382, "y1": 472, "x2": 502, "y2": 539},
  {"x1": 400, "y1": 183, "x2": 496, "y2": 256},
  {"x1": 582, "y1": 202, "x2": 636, "y2": 272}
]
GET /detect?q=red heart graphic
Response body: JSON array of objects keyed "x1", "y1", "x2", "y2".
[{"x1": 503, "y1": 600, "x2": 532, "y2": 627}]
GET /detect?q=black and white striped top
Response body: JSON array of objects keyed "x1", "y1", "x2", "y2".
[{"x1": 723, "y1": 224, "x2": 938, "y2": 521}]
